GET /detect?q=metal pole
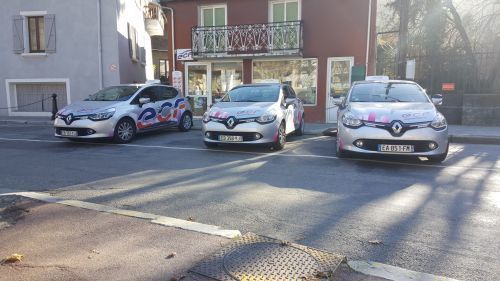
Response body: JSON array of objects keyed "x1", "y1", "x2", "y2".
[
  {"x1": 398, "y1": 0, "x2": 409, "y2": 79},
  {"x1": 51, "y1": 93, "x2": 58, "y2": 120}
]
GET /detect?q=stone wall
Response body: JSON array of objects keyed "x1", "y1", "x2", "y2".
[{"x1": 439, "y1": 93, "x2": 500, "y2": 126}]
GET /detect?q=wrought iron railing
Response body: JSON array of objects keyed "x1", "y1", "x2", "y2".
[{"x1": 192, "y1": 21, "x2": 303, "y2": 58}]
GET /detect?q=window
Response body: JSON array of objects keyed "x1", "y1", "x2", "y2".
[
  {"x1": 199, "y1": 5, "x2": 227, "y2": 53},
  {"x1": 253, "y1": 59, "x2": 317, "y2": 105},
  {"x1": 154, "y1": 86, "x2": 178, "y2": 101},
  {"x1": 200, "y1": 5, "x2": 226, "y2": 26},
  {"x1": 128, "y1": 23, "x2": 139, "y2": 61},
  {"x1": 159, "y1": 59, "x2": 168, "y2": 82},
  {"x1": 12, "y1": 13, "x2": 56, "y2": 54},
  {"x1": 270, "y1": 0, "x2": 300, "y2": 22},
  {"x1": 28, "y1": 16, "x2": 45, "y2": 52}
]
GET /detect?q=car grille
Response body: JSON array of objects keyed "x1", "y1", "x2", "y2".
[
  {"x1": 206, "y1": 131, "x2": 261, "y2": 141},
  {"x1": 355, "y1": 139, "x2": 438, "y2": 152},
  {"x1": 55, "y1": 127, "x2": 94, "y2": 136}
]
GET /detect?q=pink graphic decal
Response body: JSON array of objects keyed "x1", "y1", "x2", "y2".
[
  {"x1": 368, "y1": 112, "x2": 376, "y2": 122},
  {"x1": 339, "y1": 138, "x2": 344, "y2": 149},
  {"x1": 221, "y1": 112, "x2": 230, "y2": 119},
  {"x1": 381, "y1": 116, "x2": 390, "y2": 123}
]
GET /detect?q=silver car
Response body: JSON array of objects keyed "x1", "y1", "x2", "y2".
[
  {"x1": 336, "y1": 80, "x2": 449, "y2": 162},
  {"x1": 54, "y1": 83, "x2": 193, "y2": 143},
  {"x1": 202, "y1": 83, "x2": 305, "y2": 150}
]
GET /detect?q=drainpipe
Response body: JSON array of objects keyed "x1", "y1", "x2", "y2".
[
  {"x1": 162, "y1": 6, "x2": 176, "y2": 72},
  {"x1": 365, "y1": 0, "x2": 373, "y2": 76},
  {"x1": 97, "y1": 0, "x2": 103, "y2": 89}
]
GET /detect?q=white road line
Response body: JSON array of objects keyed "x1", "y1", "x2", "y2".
[
  {"x1": 0, "y1": 191, "x2": 241, "y2": 239},
  {"x1": 0, "y1": 137, "x2": 499, "y2": 172}
]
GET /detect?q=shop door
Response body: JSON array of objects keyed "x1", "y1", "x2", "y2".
[
  {"x1": 185, "y1": 63, "x2": 212, "y2": 117},
  {"x1": 326, "y1": 57, "x2": 354, "y2": 123}
]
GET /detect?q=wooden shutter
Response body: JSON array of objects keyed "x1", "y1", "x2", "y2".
[
  {"x1": 44, "y1": 14, "x2": 56, "y2": 53},
  {"x1": 12, "y1": 15, "x2": 24, "y2": 54}
]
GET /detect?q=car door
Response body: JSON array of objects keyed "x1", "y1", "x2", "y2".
[
  {"x1": 154, "y1": 86, "x2": 180, "y2": 126},
  {"x1": 283, "y1": 86, "x2": 297, "y2": 134},
  {"x1": 131, "y1": 86, "x2": 158, "y2": 130}
]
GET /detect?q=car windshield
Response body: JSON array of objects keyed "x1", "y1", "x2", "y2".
[
  {"x1": 86, "y1": 86, "x2": 139, "y2": 101},
  {"x1": 221, "y1": 85, "x2": 280, "y2": 102},
  {"x1": 349, "y1": 83, "x2": 429, "y2": 103}
]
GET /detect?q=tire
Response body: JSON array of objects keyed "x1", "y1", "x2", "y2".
[
  {"x1": 178, "y1": 112, "x2": 193, "y2": 132},
  {"x1": 295, "y1": 114, "x2": 305, "y2": 136},
  {"x1": 428, "y1": 144, "x2": 449, "y2": 163},
  {"x1": 204, "y1": 141, "x2": 218, "y2": 148},
  {"x1": 272, "y1": 122, "x2": 286, "y2": 150},
  {"x1": 113, "y1": 118, "x2": 136, "y2": 143}
]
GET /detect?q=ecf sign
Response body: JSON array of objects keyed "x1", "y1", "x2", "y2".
[{"x1": 176, "y1": 49, "x2": 193, "y2": 61}]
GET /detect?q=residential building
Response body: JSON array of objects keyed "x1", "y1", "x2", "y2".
[
  {"x1": 0, "y1": 0, "x2": 166, "y2": 117},
  {"x1": 160, "y1": 0, "x2": 376, "y2": 122}
]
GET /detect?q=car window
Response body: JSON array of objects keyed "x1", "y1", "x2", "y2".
[
  {"x1": 131, "y1": 87, "x2": 156, "y2": 104},
  {"x1": 221, "y1": 85, "x2": 280, "y2": 102},
  {"x1": 86, "y1": 86, "x2": 139, "y2": 101},
  {"x1": 154, "y1": 86, "x2": 178, "y2": 101},
  {"x1": 349, "y1": 83, "x2": 429, "y2": 103}
]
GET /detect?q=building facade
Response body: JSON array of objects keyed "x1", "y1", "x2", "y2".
[
  {"x1": 161, "y1": 0, "x2": 377, "y2": 122},
  {"x1": 0, "y1": 0, "x2": 165, "y2": 117}
]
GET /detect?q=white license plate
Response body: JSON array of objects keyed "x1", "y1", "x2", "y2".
[
  {"x1": 61, "y1": 130, "x2": 78, "y2": 137},
  {"x1": 379, "y1": 144, "x2": 414, "y2": 153},
  {"x1": 218, "y1": 135, "x2": 243, "y2": 142}
]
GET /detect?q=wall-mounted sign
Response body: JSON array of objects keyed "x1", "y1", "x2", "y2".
[
  {"x1": 109, "y1": 64, "x2": 118, "y2": 71},
  {"x1": 172, "y1": 71, "x2": 183, "y2": 94},
  {"x1": 406, "y1": 59, "x2": 416, "y2": 80},
  {"x1": 442, "y1": 83, "x2": 455, "y2": 91},
  {"x1": 176, "y1": 49, "x2": 193, "y2": 61}
]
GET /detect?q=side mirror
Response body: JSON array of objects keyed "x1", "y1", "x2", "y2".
[
  {"x1": 139, "y1": 97, "x2": 151, "y2": 107},
  {"x1": 285, "y1": 98, "x2": 296, "y2": 108},
  {"x1": 431, "y1": 94, "x2": 443, "y2": 106},
  {"x1": 334, "y1": 96, "x2": 346, "y2": 107}
]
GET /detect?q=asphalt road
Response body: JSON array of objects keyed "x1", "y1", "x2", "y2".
[{"x1": 0, "y1": 123, "x2": 499, "y2": 281}]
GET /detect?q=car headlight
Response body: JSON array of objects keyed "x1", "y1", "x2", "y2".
[
  {"x1": 202, "y1": 112, "x2": 211, "y2": 123},
  {"x1": 430, "y1": 112, "x2": 447, "y2": 130},
  {"x1": 256, "y1": 112, "x2": 277, "y2": 124},
  {"x1": 89, "y1": 108, "x2": 115, "y2": 121},
  {"x1": 342, "y1": 112, "x2": 363, "y2": 128}
]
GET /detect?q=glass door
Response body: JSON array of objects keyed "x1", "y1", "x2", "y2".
[
  {"x1": 326, "y1": 57, "x2": 354, "y2": 123},
  {"x1": 185, "y1": 63, "x2": 211, "y2": 117}
]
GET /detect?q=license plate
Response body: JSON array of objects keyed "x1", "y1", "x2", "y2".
[
  {"x1": 61, "y1": 130, "x2": 78, "y2": 137},
  {"x1": 219, "y1": 135, "x2": 243, "y2": 142},
  {"x1": 378, "y1": 144, "x2": 414, "y2": 153}
]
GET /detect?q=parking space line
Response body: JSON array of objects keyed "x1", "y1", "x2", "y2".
[{"x1": 0, "y1": 137, "x2": 499, "y2": 172}]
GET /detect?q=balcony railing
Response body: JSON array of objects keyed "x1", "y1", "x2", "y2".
[
  {"x1": 144, "y1": 2, "x2": 165, "y2": 36},
  {"x1": 191, "y1": 21, "x2": 303, "y2": 58}
]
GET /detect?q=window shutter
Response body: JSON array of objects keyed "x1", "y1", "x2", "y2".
[
  {"x1": 44, "y1": 14, "x2": 56, "y2": 53},
  {"x1": 12, "y1": 15, "x2": 24, "y2": 54}
]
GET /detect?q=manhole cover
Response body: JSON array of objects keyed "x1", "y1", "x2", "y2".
[{"x1": 190, "y1": 233, "x2": 345, "y2": 281}]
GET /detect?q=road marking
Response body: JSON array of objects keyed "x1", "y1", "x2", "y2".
[
  {"x1": 0, "y1": 191, "x2": 241, "y2": 239},
  {"x1": 348, "y1": 260, "x2": 460, "y2": 281},
  {"x1": 0, "y1": 137, "x2": 499, "y2": 172}
]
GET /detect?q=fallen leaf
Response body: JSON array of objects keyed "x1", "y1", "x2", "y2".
[
  {"x1": 2, "y1": 253, "x2": 24, "y2": 264},
  {"x1": 166, "y1": 252, "x2": 177, "y2": 259},
  {"x1": 187, "y1": 216, "x2": 195, "y2": 222},
  {"x1": 315, "y1": 270, "x2": 331, "y2": 279},
  {"x1": 280, "y1": 240, "x2": 291, "y2": 247},
  {"x1": 90, "y1": 249, "x2": 100, "y2": 254},
  {"x1": 368, "y1": 240, "x2": 383, "y2": 245}
]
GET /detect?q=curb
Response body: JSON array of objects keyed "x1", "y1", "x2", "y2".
[
  {"x1": 0, "y1": 192, "x2": 241, "y2": 239},
  {"x1": 449, "y1": 134, "x2": 500, "y2": 145},
  {"x1": 0, "y1": 119, "x2": 53, "y2": 125},
  {"x1": 347, "y1": 260, "x2": 460, "y2": 281}
]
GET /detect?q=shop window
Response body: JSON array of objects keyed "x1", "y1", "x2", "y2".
[
  {"x1": 211, "y1": 62, "x2": 243, "y2": 102},
  {"x1": 253, "y1": 59, "x2": 317, "y2": 105}
]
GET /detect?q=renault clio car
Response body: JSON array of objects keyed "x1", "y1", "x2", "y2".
[
  {"x1": 202, "y1": 83, "x2": 305, "y2": 150},
  {"x1": 54, "y1": 83, "x2": 192, "y2": 143},
  {"x1": 336, "y1": 80, "x2": 449, "y2": 162}
]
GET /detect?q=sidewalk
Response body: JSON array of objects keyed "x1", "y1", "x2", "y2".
[
  {"x1": 0, "y1": 192, "x2": 458, "y2": 281},
  {"x1": 1, "y1": 116, "x2": 499, "y2": 145}
]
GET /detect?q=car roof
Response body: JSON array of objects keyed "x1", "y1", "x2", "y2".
[{"x1": 353, "y1": 80, "x2": 418, "y2": 85}]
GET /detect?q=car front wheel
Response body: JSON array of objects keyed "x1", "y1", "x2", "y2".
[{"x1": 114, "y1": 118, "x2": 136, "y2": 143}]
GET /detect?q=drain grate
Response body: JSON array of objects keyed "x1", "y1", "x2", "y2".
[{"x1": 190, "y1": 233, "x2": 345, "y2": 281}]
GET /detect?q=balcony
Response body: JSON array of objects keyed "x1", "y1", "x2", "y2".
[
  {"x1": 191, "y1": 21, "x2": 303, "y2": 58},
  {"x1": 144, "y1": 2, "x2": 165, "y2": 37}
]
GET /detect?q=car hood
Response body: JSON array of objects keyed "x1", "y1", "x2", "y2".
[
  {"x1": 58, "y1": 101, "x2": 119, "y2": 115},
  {"x1": 208, "y1": 102, "x2": 276, "y2": 118},
  {"x1": 348, "y1": 102, "x2": 437, "y2": 123}
]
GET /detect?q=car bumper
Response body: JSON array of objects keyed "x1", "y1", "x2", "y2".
[
  {"x1": 202, "y1": 120, "x2": 280, "y2": 144},
  {"x1": 337, "y1": 124, "x2": 449, "y2": 156},
  {"x1": 54, "y1": 118, "x2": 117, "y2": 139}
]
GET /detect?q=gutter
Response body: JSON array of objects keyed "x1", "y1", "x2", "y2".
[
  {"x1": 162, "y1": 6, "x2": 176, "y2": 72},
  {"x1": 97, "y1": 0, "x2": 103, "y2": 89}
]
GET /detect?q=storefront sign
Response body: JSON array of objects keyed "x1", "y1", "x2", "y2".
[
  {"x1": 176, "y1": 49, "x2": 193, "y2": 61},
  {"x1": 172, "y1": 71, "x2": 183, "y2": 94},
  {"x1": 442, "y1": 83, "x2": 455, "y2": 91}
]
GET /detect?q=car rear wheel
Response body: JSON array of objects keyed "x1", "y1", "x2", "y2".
[
  {"x1": 295, "y1": 114, "x2": 305, "y2": 136},
  {"x1": 272, "y1": 122, "x2": 286, "y2": 150},
  {"x1": 178, "y1": 112, "x2": 193, "y2": 132},
  {"x1": 114, "y1": 118, "x2": 136, "y2": 143}
]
